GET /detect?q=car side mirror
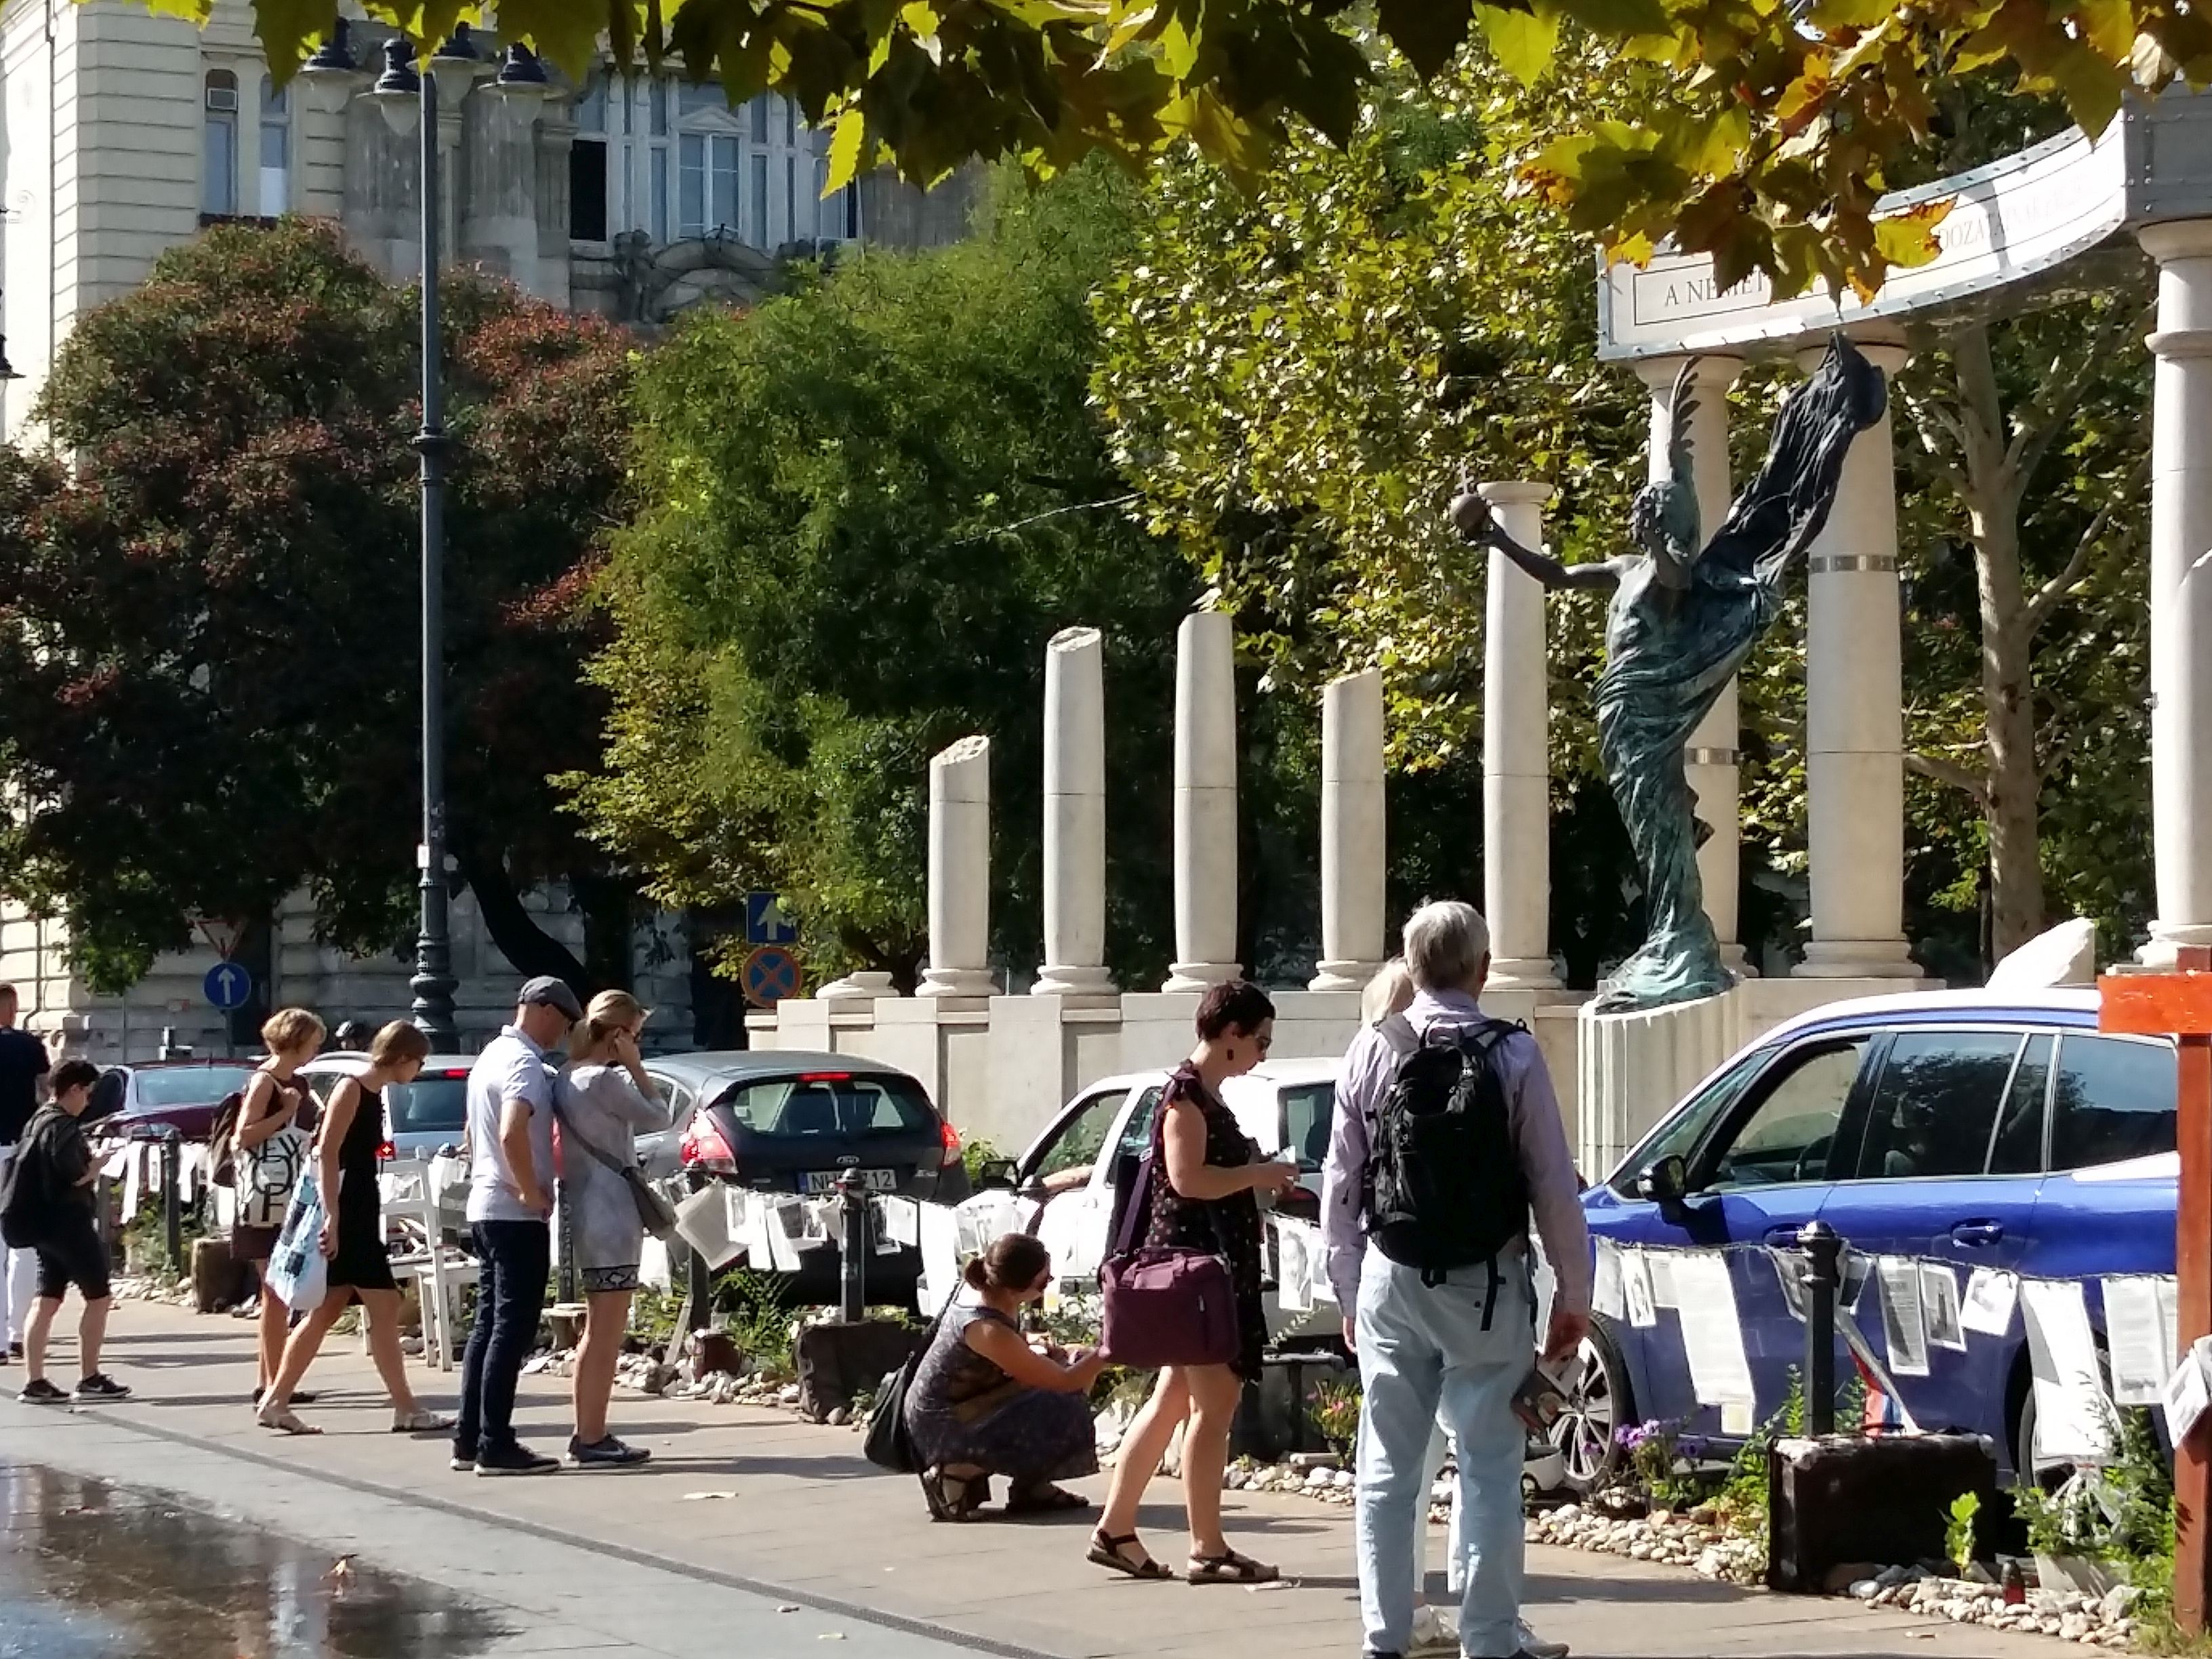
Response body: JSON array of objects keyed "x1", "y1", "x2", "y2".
[
  {"x1": 974, "y1": 1158, "x2": 1020, "y2": 1192},
  {"x1": 1637, "y1": 1153, "x2": 1690, "y2": 1206}
]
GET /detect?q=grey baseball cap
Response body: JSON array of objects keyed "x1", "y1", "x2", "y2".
[{"x1": 517, "y1": 975, "x2": 584, "y2": 1023}]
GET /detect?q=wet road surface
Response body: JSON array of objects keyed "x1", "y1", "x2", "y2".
[{"x1": 1, "y1": 1460, "x2": 508, "y2": 1658}]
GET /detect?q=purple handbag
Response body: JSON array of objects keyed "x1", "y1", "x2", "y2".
[{"x1": 1099, "y1": 1136, "x2": 1240, "y2": 1370}]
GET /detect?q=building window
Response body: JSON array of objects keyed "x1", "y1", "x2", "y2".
[
  {"x1": 748, "y1": 151, "x2": 768, "y2": 247},
  {"x1": 570, "y1": 72, "x2": 609, "y2": 242},
  {"x1": 202, "y1": 68, "x2": 239, "y2": 217},
  {"x1": 258, "y1": 76, "x2": 290, "y2": 216}
]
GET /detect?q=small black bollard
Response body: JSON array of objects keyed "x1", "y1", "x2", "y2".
[
  {"x1": 836, "y1": 1173, "x2": 867, "y2": 1323},
  {"x1": 1799, "y1": 1218, "x2": 1842, "y2": 1436},
  {"x1": 157, "y1": 1129, "x2": 184, "y2": 1274}
]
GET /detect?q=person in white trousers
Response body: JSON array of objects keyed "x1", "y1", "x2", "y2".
[{"x1": 0, "y1": 983, "x2": 53, "y2": 1361}]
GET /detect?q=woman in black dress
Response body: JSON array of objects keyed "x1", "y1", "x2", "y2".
[
  {"x1": 256, "y1": 1021, "x2": 451, "y2": 1436},
  {"x1": 1089, "y1": 981, "x2": 1298, "y2": 1585}
]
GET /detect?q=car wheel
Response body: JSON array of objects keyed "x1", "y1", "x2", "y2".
[{"x1": 1551, "y1": 1317, "x2": 1633, "y2": 1494}]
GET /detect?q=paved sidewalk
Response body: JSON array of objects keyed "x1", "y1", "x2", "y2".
[{"x1": 3, "y1": 1301, "x2": 2078, "y2": 1659}]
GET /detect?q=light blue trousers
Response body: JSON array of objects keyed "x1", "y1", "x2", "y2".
[{"x1": 1355, "y1": 1244, "x2": 1529, "y2": 1658}]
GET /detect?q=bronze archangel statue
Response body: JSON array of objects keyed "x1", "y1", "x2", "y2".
[{"x1": 1449, "y1": 335, "x2": 1887, "y2": 1012}]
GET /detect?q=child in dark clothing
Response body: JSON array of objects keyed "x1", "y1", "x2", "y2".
[{"x1": 0, "y1": 1059, "x2": 128, "y2": 1401}]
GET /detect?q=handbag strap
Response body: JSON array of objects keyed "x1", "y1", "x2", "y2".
[{"x1": 550, "y1": 1090, "x2": 638, "y2": 1181}]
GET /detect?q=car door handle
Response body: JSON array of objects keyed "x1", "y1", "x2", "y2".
[
  {"x1": 1950, "y1": 1221, "x2": 2005, "y2": 1246},
  {"x1": 1764, "y1": 1225, "x2": 1810, "y2": 1246}
]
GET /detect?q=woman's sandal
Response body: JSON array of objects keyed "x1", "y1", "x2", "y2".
[
  {"x1": 1185, "y1": 1548, "x2": 1278, "y2": 1585},
  {"x1": 255, "y1": 1406, "x2": 322, "y2": 1437},
  {"x1": 1005, "y1": 1483, "x2": 1091, "y2": 1516},
  {"x1": 391, "y1": 1408, "x2": 455, "y2": 1434},
  {"x1": 920, "y1": 1467, "x2": 990, "y2": 1523},
  {"x1": 1087, "y1": 1530, "x2": 1175, "y2": 1580}
]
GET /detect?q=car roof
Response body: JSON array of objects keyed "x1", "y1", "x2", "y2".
[
  {"x1": 301, "y1": 1054, "x2": 475, "y2": 1074},
  {"x1": 1248, "y1": 1056, "x2": 1340, "y2": 1086},
  {"x1": 120, "y1": 1059, "x2": 258, "y2": 1071},
  {"x1": 1763, "y1": 987, "x2": 2104, "y2": 1049},
  {"x1": 642, "y1": 1050, "x2": 915, "y2": 1087}
]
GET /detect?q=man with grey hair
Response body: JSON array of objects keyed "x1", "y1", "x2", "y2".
[{"x1": 1323, "y1": 900, "x2": 1589, "y2": 1659}]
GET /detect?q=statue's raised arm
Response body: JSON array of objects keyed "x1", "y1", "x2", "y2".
[{"x1": 1447, "y1": 483, "x2": 1625, "y2": 592}]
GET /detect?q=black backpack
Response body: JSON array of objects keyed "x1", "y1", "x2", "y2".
[{"x1": 1365, "y1": 1019, "x2": 1530, "y2": 1282}]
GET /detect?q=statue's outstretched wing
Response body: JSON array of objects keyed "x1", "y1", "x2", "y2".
[
  {"x1": 1666, "y1": 356, "x2": 1702, "y2": 553},
  {"x1": 1696, "y1": 335, "x2": 1887, "y2": 585}
]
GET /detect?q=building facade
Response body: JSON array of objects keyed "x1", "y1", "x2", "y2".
[{"x1": 0, "y1": 0, "x2": 976, "y2": 1054}]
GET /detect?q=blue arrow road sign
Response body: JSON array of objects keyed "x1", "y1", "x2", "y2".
[
  {"x1": 745, "y1": 890, "x2": 799, "y2": 946},
  {"x1": 203, "y1": 961, "x2": 253, "y2": 1011},
  {"x1": 741, "y1": 945, "x2": 800, "y2": 1008}
]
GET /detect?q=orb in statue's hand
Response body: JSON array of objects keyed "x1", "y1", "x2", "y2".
[{"x1": 1448, "y1": 487, "x2": 1493, "y2": 541}]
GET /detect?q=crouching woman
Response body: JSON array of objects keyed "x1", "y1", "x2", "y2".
[{"x1": 903, "y1": 1234, "x2": 1105, "y2": 1522}]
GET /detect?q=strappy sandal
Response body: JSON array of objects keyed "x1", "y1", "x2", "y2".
[
  {"x1": 391, "y1": 1408, "x2": 454, "y2": 1434},
  {"x1": 255, "y1": 1405, "x2": 322, "y2": 1436},
  {"x1": 1088, "y1": 1530, "x2": 1175, "y2": 1580},
  {"x1": 1186, "y1": 1547, "x2": 1277, "y2": 1585},
  {"x1": 1006, "y1": 1483, "x2": 1091, "y2": 1515},
  {"x1": 919, "y1": 1467, "x2": 989, "y2": 1522}
]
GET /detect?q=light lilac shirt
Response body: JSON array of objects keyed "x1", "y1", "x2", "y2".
[{"x1": 1321, "y1": 987, "x2": 1591, "y2": 1317}]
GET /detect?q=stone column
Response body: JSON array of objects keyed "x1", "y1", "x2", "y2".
[
  {"x1": 1479, "y1": 481, "x2": 1560, "y2": 989},
  {"x1": 1311, "y1": 668, "x2": 1387, "y2": 991},
  {"x1": 1164, "y1": 611, "x2": 1242, "y2": 991},
  {"x1": 1795, "y1": 337, "x2": 1919, "y2": 979},
  {"x1": 1035, "y1": 627, "x2": 1115, "y2": 996},
  {"x1": 2140, "y1": 221, "x2": 2212, "y2": 964},
  {"x1": 1639, "y1": 354, "x2": 1750, "y2": 972},
  {"x1": 459, "y1": 87, "x2": 541, "y2": 289},
  {"x1": 918, "y1": 736, "x2": 995, "y2": 998}
]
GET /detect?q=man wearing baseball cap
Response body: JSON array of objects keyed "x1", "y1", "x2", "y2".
[{"x1": 454, "y1": 975, "x2": 581, "y2": 1476}]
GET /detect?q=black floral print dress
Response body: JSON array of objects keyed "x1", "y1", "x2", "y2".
[{"x1": 1145, "y1": 1062, "x2": 1267, "y2": 1380}]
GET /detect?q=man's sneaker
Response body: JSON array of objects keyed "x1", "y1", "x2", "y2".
[
  {"x1": 17, "y1": 1378, "x2": 67, "y2": 1404},
  {"x1": 74, "y1": 1374, "x2": 130, "y2": 1401},
  {"x1": 568, "y1": 1435, "x2": 651, "y2": 1469},
  {"x1": 474, "y1": 1444, "x2": 560, "y2": 1477},
  {"x1": 7, "y1": 1340, "x2": 22, "y2": 1359},
  {"x1": 1517, "y1": 1626, "x2": 1569, "y2": 1659}
]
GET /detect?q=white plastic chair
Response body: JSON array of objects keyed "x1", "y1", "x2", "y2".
[{"x1": 377, "y1": 1158, "x2": 477, "y2": 1372}]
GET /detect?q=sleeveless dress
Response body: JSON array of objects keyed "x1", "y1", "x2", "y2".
[
  {"x1": 902, "y1": 1304, "x2": 1098, "y2": 1485},
  {"x1": 325, "y1": 1084, "x2": 396, "y2": 1294},
  {"x1": 1145, "y1": 1062, "x2": 1268, "y2": 1380}
]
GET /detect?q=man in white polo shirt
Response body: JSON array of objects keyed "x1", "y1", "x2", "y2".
[{"x1": 454, "y1": 976, "x2": 580, "y2": 1477}]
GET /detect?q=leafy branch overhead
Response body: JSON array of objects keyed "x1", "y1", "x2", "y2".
[{"x1": 167, "y1": 0, "x2": 2207, "y2": 300}]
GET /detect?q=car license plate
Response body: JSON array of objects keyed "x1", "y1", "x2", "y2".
[{"x1": 800, "y1": 1168, "x2": 897, "y2": 1194}]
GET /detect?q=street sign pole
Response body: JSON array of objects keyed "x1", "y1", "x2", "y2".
[{"x1": 2100, "y1": 945, "x2": 2212, "y2": 1633}]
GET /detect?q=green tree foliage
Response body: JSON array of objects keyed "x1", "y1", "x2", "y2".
[
  {"x1": 0, "y1": 221, "x2": 634, "y2": 991},
  {"x1": 565, "y1": 169, "x2": 1197, "y2": 988},
  {"x1": 163, "y1": 0, "x2": 2209, "y2": 308}
]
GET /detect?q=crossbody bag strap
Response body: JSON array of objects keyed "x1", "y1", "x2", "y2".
[{"x1": 549, "y1": 1098, "x2": 635, "y2": 1179}]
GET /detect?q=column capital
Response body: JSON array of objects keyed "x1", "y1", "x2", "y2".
[
  {"x1": 2139, "y1": 218, "x2": 2212, "y2": 265},
  {"x1": 1477, "y1": 480, "x2": 1553, "y2": 508},
  {"x1": 2148, "y1": 328, "x2": 2212, "y2": 362},
  {"x1": 1631, "y1": 352, "x2": 1746, "y2": 393}
]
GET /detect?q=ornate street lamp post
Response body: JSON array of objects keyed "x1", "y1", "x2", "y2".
[{"x1": 361, "y1": 32, "x2": 545, "y2": 1048}]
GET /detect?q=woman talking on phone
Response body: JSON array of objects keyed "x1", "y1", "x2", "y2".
[{"x1": 555, "y1": 990, "x2": 668, "y2": 1468}]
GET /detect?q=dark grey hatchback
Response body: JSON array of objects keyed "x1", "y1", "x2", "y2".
[{"x1": 644, "y1": 1049, "x2": 970, "y2": 1298}]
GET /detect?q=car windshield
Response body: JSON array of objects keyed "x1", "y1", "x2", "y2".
[
  {"x1": 132, "y1": 1066, "x2": 253, "y2": 1107},
  {"x1": 386, "y1": 1073, "x2": 469, "y2": 1134},
  {"x1": 713, "y1": 1072, "x2": 933, "y2": 1138}
]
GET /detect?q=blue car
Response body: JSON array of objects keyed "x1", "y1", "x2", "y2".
[{"x1": 1559, "y1": 989, "x2": 2177, "y2": 1490}]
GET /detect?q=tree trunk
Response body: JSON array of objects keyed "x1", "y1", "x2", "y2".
[
  {"x1": 455, "y1": 846, "x2": 595, "y2": 994},
  {"x1": 1956, "y1": 325, "x2": 2047, "y2": 962}
]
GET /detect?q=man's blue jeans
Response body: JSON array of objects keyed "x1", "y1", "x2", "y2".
[
  {"x1": 455, "y1": 1218, "x2": 550, "y2": 1458},
  {"x1": 1355, "y1": 1243, "x2": 1530, "y2": 1658}
]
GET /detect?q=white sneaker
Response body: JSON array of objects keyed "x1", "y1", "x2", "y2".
[
  {"x1": 1517, "y1": 1622, "x2": 1570, "y2": 1659},
  {"x1": 1407, "y1": 1607, "x2": 1456, "y2": 1656}
]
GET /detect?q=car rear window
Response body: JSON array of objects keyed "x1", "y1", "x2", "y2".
[
  {"x1": 134, "y1": 1066, "x2": 254, "y2": 1107},
  {"x1": 386, "y1": 1073, "x2": 469, "y2": 1134},
  {"x1": 715, "y1": 1073, "x2": 935, "y2": 1137},
  {"x1": 2050, "y1": 1035, "x2": 2175, "y2": 1170},
  {"x1": 1852, "y1": 1030, "x2": 2021, "y2": 1180}
]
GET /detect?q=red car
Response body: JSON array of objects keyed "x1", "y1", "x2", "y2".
[{"x1": 87, "y1": 1059, "x2": 262, "y2": 1142}]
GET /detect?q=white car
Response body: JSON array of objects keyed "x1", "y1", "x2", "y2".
[{"x1": 958, "y1": 1059, "x2": 1341, "y2": 1329}]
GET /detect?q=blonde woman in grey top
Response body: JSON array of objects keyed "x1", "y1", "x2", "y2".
[{"x1": 556, "y1": 989, "x2": 668, "y2": 1468}]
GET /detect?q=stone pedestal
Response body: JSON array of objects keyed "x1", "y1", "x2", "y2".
[
  {"x1": 1036, "y1": 627, "x2": 1115, "y2": 998},
  {"x1": 920, "y1": 736, "x2": 995, "y2": 1000},
  {"x1": 1641, "y1": 354, "x2": 1751, "y2": 973},
  {"x1": 2139, "y1": 220, "x2": 2212, "y2": 965},
  {"x1": 816, "y1": 970, "x2": 897, "y2": 1003},
  {"x1": 1795, "y1": 339, "x2": 1918, "y2": 981},
  {"x1": 1165, "y1": 611, "x2": 1242, "y2": 990},
  {"x1": 1479, "y1": 482, "x2": 1559, "y2": 989},
  {"x1": 1311, "y1": 668, "x2": 1387, "y2": 991}
]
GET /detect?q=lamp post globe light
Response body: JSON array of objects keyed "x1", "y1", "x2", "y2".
[{"x1": 360, "y1": 30, "x2": 537, "y2": 1048}]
